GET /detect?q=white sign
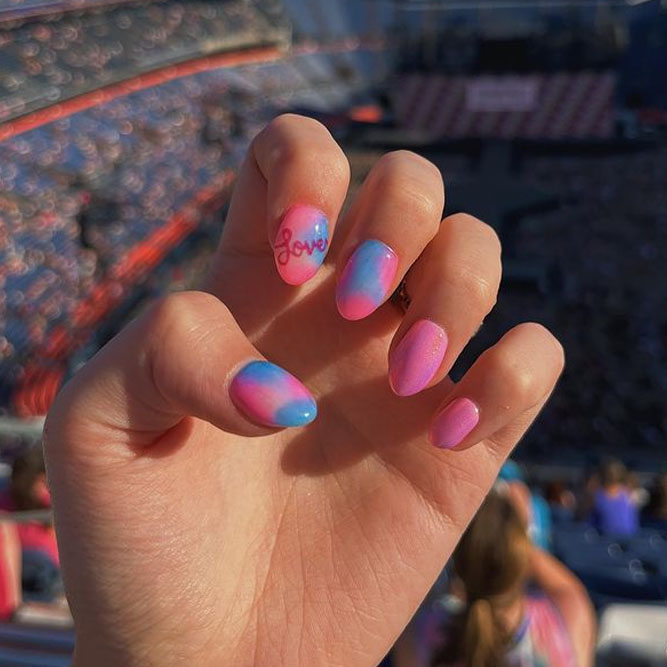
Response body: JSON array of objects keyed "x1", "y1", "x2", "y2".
[{"x1": 465, "y1": 77, "x2": 539, "y2": 113}]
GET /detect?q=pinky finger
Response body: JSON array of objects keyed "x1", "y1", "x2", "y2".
[{"x1": 430, "y1": 323, "x2": 564, "y2": 451}]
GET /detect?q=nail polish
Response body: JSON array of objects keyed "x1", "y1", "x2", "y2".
[
  {"x1": 273, "y1": 205, "x2": 329, "y2": 285},
  {"x1": 336, "y1": 239, "x2": 398, "y2": 320},
  {"x1": 389, "y1": 320, "x2": 448, "y2": 396},
  {"x1": 430, "y1": 397, "x2": 479, "y2": 450},
  {"x1": 230, "y1": 360, "x2": 317, "y2": 428}
]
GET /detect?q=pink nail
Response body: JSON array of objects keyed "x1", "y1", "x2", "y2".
[
  {"x1": 389, "y1": 320, "x2": 448, "y2": 396},
  {"x1": 273, "y1": 205, "x2": 329, "y2": 285},
  {"x1": 430, "y1": 398, "x2": 480, "y2": 450}
]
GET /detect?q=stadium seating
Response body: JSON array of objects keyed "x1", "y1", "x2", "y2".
[
  {"x1": 0, "y1": 624, "x2": 73, "y2": 666},
  {"x1": 552, "y1": 522, "x2": 667, "y2": 605},
  {"x1": 0, "y1": 42, "x2": 385, "y2": 415},
  {"x1": 0, "y1": 0, "x2": 289, "y2": 122}
]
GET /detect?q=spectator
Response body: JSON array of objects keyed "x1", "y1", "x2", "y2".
[
  {"x1": 575, "y1": 468, "x2": 599, "y2": 522},
  {"x1": 626, "y1": 471, "x2": 649, "y2": 509},
  {"x1": 544, "y1": 480, "x2": 576, "y2": 524},
  {"x1": 0, "y1": 520, "x2": 21, "y2": 621},
  {"x1": 0, "y1": 448, "x2": 60, "y2": 601},
  {"x1": 642, "y1": 473, "x2": 667, "y2": 528},
  {"x1": 432, "y1": 491, "x2": 595, "y2": 667},
  {"x1": 498, "y1": 461, "x2": 552, "y2": 550},
  {"x1": 591, "y1": 459, "x2": 639, "y2": 536}
]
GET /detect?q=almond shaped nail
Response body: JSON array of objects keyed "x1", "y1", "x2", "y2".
[
  {"x1": 273, "y1": 205, "x2": 329, "y2": 285},
  {"x1": 430, "y1": 397, "x2": 479, "y2": 450},
  {"x1": 389, "y1": 319, "x2": 448, "y2": 396},
  {"x1": 230, "y1": 360, "x2": 317, "y2": 428},
  {"x1": 336, "y1": 239, "x2": 398, "y2": 320}
]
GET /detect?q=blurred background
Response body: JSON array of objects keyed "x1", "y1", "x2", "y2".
[{"x1": 0, "y1": 0, "x2": 665, "y2": 664}]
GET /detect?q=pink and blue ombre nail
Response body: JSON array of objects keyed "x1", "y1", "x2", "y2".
[
  {"x1": 230, "y1": 361, "x2": 317, "y2": 428},
  {"x1": 336, "y1": 239, "x2": 398, "y2": 320},
  {"x1": 273, "y1": 205, "x2": 329, "y2": 285}
]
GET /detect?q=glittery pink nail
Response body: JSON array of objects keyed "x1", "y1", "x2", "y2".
[
  {"x1": 389, "y1": 319, "x2": 448, "y2": 396},
  {"x1": 430, "y1": 397, "x2": 480, "y2": 450}
]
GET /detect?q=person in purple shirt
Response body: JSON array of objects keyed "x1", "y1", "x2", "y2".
[{"x1": 591, "y1": 459, "x2": 639, "y2": 536}]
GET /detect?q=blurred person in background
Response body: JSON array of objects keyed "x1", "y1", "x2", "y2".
[
  {"x1": 642, "y1": 473, "x2": 667, "y2": 529},
  {"x1": 431, "y1": 491, "x2": 595, "y2": 667},
  {"x1": 544, "y1": 480, "x2": 576, "y2": 525},
  {"x1": 0, "y1": 521, "x2": 21, "y2": 621},
  {"x1": 625, "y1": 471, "x2": 648, "y2": 510},
  {"x1": 575, "y1": 468, "x2": 599, "y2": 522},
  {"x1": 498, "y1": 461, "x2": 551, "y2": 551},
  {"x1": 0, "y1": 449, "x2": 60, "y2": 601},
  {"x1": 591, "y1": 459, "x2": 638, "y2": 536}
]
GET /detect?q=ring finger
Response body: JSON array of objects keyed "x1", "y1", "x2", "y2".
[{"x1": 388, "y1": 213, "x2": 502, "y2": 396}]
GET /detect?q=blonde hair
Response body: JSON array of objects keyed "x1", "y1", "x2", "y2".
[{"x1": 435, "y1": 491, "x2": 531, "y2": 667}]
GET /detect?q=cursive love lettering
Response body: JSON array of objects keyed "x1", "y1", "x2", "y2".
[{"x1": 274, "y1": 227, "x2": 328, "y2": 265}]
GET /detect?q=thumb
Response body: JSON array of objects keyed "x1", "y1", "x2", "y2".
[{"x1": 44, "y1": 291, "x2": 317, "y2": 451}]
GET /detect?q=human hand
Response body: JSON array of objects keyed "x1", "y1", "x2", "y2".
[{"x1": 44, "y1": 115, "x2": 564, "y2": 666}]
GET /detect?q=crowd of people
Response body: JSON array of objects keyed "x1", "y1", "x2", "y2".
[
  {"x1": 513, "y1": 146, "x2": 667, "y2": 463},
  {"x1": 0, "y1": 447, "x2": 64, "y2": 626},
  {"x1": 0, "y1": 0, "x2": 286, "y2": 122},
  {"x1": 0, "y1": 444, "x2": 662, "y2": 664},
  {"x1": 0, "y1": 44, "x2": 380, "y2": 410},
  {"x1": 389, "y1": 458, "x2": 666, "y2": 666},
  {"x1": 423, "y1": 141, "x2": 667, "y2": 465}
]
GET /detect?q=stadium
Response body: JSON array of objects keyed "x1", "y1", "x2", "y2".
[{"x1": 0, "y1": 0, "x2": 665, "y2": 664}]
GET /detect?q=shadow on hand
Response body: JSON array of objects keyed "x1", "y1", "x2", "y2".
[
  {"x1": 280, "y1": 375, "x2": 444, "y2": 477},
  {"x1": 253, "y1": 272, "x2": 402, "y2": 383}
]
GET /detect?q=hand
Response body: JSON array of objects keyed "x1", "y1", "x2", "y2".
[{"x1": 44, "y1": 115, "x2": 564, "y2": 666}]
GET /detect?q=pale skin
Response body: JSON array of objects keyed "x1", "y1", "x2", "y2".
[{"x1": 43, "y1": 115, "x2": 565, "y2": 666}]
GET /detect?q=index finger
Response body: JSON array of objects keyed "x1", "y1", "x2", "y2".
[{"x1": 219, "y1": 114, "x2": 350, "y2": 285}]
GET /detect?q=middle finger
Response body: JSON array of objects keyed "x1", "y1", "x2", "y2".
[{"x1": 333, "y1": 150, "x2": 444, "y2": 321}]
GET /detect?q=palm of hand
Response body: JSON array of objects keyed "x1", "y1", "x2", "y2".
[{"x1": 108, "y1": 258, "x2": 499, "y2": 666}]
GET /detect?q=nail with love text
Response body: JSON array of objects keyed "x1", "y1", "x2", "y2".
[
  {"x1": 230, "y1": 360, "x2": 318, "y2": 428},
  {"x1": 273, "y1": 205, "x2": 329, "y2": 285}
]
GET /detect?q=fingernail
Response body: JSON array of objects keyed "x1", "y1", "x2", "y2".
[
  {"x1": 336, "y1": 239, "x2": 398, "y2": 320},
  {"x1": 230, "y1": 360, "x2": 317, "y2": 428},
  {"x1": 430, "y1": 398, "x2": 479, "y2": 450},
  {"x1": 389, "y1": 320, "x2": 448, "y2": 396},
  {"x1": 273, "y1": 205, "x2": 329, "y2": 285}
]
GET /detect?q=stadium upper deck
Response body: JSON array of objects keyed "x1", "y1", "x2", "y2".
[{"x1": 0, "y1": 0, "x2": 291, "y2": 123}]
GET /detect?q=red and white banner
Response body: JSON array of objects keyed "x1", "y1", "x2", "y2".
[{"x1": 394, "y1": 72, "x2": 616, "y2": 139}]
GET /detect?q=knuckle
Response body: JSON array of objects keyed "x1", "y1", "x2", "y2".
[
  {"x1": 269, "y1": 112, "x2": 327, "y2": 136},
  {"x1": 449, "y1": 213, "x2": 502, "y2": 256},
  {"x1": 144, "y1": 291, "x2": 225, "y2": 397},
  {"x1": 375, "y1": 150, "x2": 443, "y2": 188},
  {"x1": 518, "y1": 322, "x2": 566, "y2": 374},
  {"x1": 447, "y1": 267, "x2": 499, "y2": 312},
  {"x1": 146, "y1": 291, "x2": 220, "y2": 346},
  {"x1": 371, "y1": 151, "x2": 444, "y2": 223},
  {"x1": 493, "y1": 350, "x2": 544, "y2": 407},
  {"x1": 490, "y1": 322, "x2": 565, "y2": 407},
  {"x1": 258, "y1": 114, "x2": 349, "y2": 181}
]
